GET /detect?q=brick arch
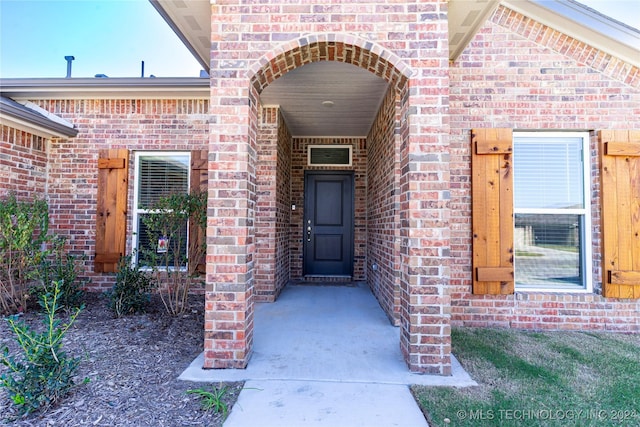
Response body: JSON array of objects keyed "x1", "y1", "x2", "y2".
[{"x1": 249, "y1": 33, "x2": 412, "y2": 93}]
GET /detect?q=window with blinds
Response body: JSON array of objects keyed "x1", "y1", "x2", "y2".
[
  {"x1": 137, "y1": 156, "x2": 189, "y2": 208},
  {"x1": 513, "y1": 133, "x2": 592, "y2": 290},
  {"x1": 132, "y1": 153, "x2": 190, "y2": 267}
]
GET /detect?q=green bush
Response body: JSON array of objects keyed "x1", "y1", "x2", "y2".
[
  {"x1": 140, "y1": 190, "x2": 207, "y2": 315},
  {"x1": 107, "y1": 255, "x2": 156, "y2": 318},
  {"x1": 0, "y1": 194, "x2": 51, "y2": 315},
  {"x1": 0, "y1": 281, "x2": 86, "y2": 418},
  {"x1": 32, "y1": 237, "x2": 86, "y2": 311}
]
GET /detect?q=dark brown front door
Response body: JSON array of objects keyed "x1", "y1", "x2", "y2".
[{"x1": 304, "y1": 172, "x2": 354, "y2": 276}]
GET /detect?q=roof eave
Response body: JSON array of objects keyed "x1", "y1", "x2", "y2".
[
  {"x1": 501, "y1": 0, "x2": 640, "y2": 68},
  {"x1": 0, "y1": 77, "x2": 210, "y2": 99},
  {"x1": 149, "y1": 0, "x2": 210, "y2": 73},
  {"x1": 0, "y1": 100, "x2": 79, "y2": 138}
]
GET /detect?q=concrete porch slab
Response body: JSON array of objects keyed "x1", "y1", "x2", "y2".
[{"x1": 180, "y1": 283, "x2": 476, "y2": 387}]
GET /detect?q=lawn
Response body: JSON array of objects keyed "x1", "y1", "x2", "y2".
[{"x1": 412, "y1": 328, "x2": 640, "y2": 426}]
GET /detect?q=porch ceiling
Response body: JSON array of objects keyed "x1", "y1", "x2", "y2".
[{"x1": 259, "y1": 61, "x2": 390, "y2": 137}]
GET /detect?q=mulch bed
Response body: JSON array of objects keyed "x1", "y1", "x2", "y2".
[{"x1": 0, "y1": 293, "x2": 243, "y2": 426}]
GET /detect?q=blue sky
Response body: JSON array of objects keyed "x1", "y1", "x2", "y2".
[
  {"x1": 0, "y1": 0, "x2": 202, "y2": 78},
  {"x1": 0, "y1": 0, "x2": 638, "y2": 79}
]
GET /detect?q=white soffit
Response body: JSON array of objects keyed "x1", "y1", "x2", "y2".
[
  {"x1": 149, "y1": 0, "x2": 211, "y2": 72},
  {"x1": 449, "y1": 0, "x2": 501, "y2": 60}
]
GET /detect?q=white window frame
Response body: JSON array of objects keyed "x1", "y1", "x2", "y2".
[
  {"x1": 513, "y1": 132, "x2": 592, "y2": 293},
  {"x1": 132, "y1": 151, "x2": 191, "y2": 269}
]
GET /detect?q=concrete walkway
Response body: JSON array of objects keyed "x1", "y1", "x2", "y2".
[{"x1": 180, "y1": 283, "x2": 475, "y2": 426}]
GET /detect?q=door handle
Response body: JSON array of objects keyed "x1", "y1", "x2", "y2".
[{"x1": 307, "y1": 225, "x2": 312, "y2": 242}]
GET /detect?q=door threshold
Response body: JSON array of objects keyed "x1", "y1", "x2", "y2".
[{"x1": 294, "y1": 276, "x2": 355, "y2": 285}]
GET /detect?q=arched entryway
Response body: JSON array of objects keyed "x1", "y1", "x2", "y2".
[{"x1": 205, "y1": 33, "x2": 452, "y2": 375}]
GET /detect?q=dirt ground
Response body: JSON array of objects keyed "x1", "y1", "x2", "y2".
[{"x1": 0, "y1": 293, "x2": 243, "y2": 426}]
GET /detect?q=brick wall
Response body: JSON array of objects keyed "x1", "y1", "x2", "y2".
[
  {"x1": 366, "y1": 85, "x2": 402, "y2": 325},
  {"x1": 449, "y1": 6, "x2": 640, "y2": 331},
  {"x1": 27, "y1": 99, "x2": 209, "y2": 292},
  {"x1": 255, "y1": 106, "x2": 279, "y2": 301},
  {"x1": 276, "y1": 110, "x2": 292, "y2": 295},
  {"x1": 0, "y1": 125, "x2": 48, "y2": 200},
  {"x1": 254, "y1": 106, "x2": 292, "y2": 302}
]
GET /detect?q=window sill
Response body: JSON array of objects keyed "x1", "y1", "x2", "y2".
[
  {"x1": 137, "y1": 266, "x2": 188, "y2": 273},
  {"x1": 515, "y1": 286, "x2": 592, "y2": 294}
]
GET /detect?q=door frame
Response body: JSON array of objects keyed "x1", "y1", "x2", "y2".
[{"x1": 303, "y1": 170, "x2": 355, "y2": 277}]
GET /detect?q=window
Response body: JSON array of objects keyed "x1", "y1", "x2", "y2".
[
  {"x1": 513, "y1": 132, "x2": 592, "y2": 291},
  {"x1": 132, "y1": 152, "x2": 190, "y2": 267},
  {"x1": 308, "y1": 145, "x2": 352, "y2": 166}
]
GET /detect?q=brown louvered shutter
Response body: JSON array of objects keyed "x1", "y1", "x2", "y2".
[
  {"x1": 95, "y1": 149, "x2": 129, "y2": 273},
  {"x1": 190, "y1": 150, "x2": 208, "y2": 273},
  {"x1": 600, "y1": 130, "x2": 640, "y2": 298},
  {"x1": 471, "y1": 129, "x2": 514, "y2": 295}
]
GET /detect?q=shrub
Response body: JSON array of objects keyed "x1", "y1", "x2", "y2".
[
  {"x1": 0, "y1": 194, "x2": 51, "y2": 315},
  {"x1": 32, "y1": 237, "x2": 86, "y2": 312},
  {"x1": 0, "y1": 281, "x2": 85, "y2": 418},
  {"x1": 107, "y1": 255, "x2": 156, "y2": 318},
  {"x1": 140, "y1": 190, "x2": 206, "y2": 315}
]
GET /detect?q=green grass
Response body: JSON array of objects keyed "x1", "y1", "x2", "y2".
[{"x1": 412, "y1": 329, "x2": 640, "y2": 427}]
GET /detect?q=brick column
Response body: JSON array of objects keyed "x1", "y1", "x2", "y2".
[
  {"x1": 203, "y1": 91, "x2": 256, "y2": 367},
  {"x1": 203, "y1": 5, "x2": 257, "y2": 367},
  {"x1": 398, "y1": 1, "x2": 452, "y2": 375}
]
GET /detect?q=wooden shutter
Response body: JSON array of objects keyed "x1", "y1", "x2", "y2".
[
  {"x1": 472, "y1": 129, "x2": 514, "y2": 295},
  {"x1": 190, "y1": 150, "x2": 208, "y2": 273},
  {"x1": 95, "y1": 149, "x2": 129, "y2": 273},
  {"x1": 600, "y1": 130, "x2": 640, "y2": 298}
]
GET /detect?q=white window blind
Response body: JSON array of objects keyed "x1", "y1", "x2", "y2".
[
  {"x1": 137, "y1": 156, "x2": 189, "y2": 209},
  {"x1": 513, "y1": 137, "x2": 584, "y2": 210},
  {"x1": 513, "y1": 133, "x2": 591, "y2": 291}
]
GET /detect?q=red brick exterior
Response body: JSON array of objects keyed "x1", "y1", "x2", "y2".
[
  {"x1": 449, "y1": 6, "x2": 640, "y2": 332},
  {"x1": 3, "y1": 2, "x2": 640, "y2": 376},
  {"x1": 254, "y1": 107, "x2": 292, "y2": 302},
  {"x1": 367, "y1": 86, "x2": 402, "y2": 325},
  {"x1": 2, "y1": 99, "x2": 209, "y2": 291},
  {"x1": 0, "y1": 126, "x2": 48, "y2": 200}
]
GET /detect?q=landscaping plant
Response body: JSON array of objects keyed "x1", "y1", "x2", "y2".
[
  {"x1": 140, "y1": 190, "x2": 207, "y2": 315},
  {"x1": 0, "y1": 194, "x2": 51, "y2": 315},
  {"x1": 33, "y1": 237, "x2": 86, "y2": 312},
  {"x1": 0, "y1": 281, "x2": 86, "y2": 418},
  {"x1": 107, "y1": 254, "x2": 156, "y2": 317},
  {"x1": 187, "y1": 384, "x2": 230, "y2": 416}
]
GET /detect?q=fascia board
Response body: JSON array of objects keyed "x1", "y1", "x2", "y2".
[
  {"x1": 502, "y1": 0, "x2": 640, "y2": 68},
  {"x1": 0, "y1": 78, "x2": 210, "y2": 100}
]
